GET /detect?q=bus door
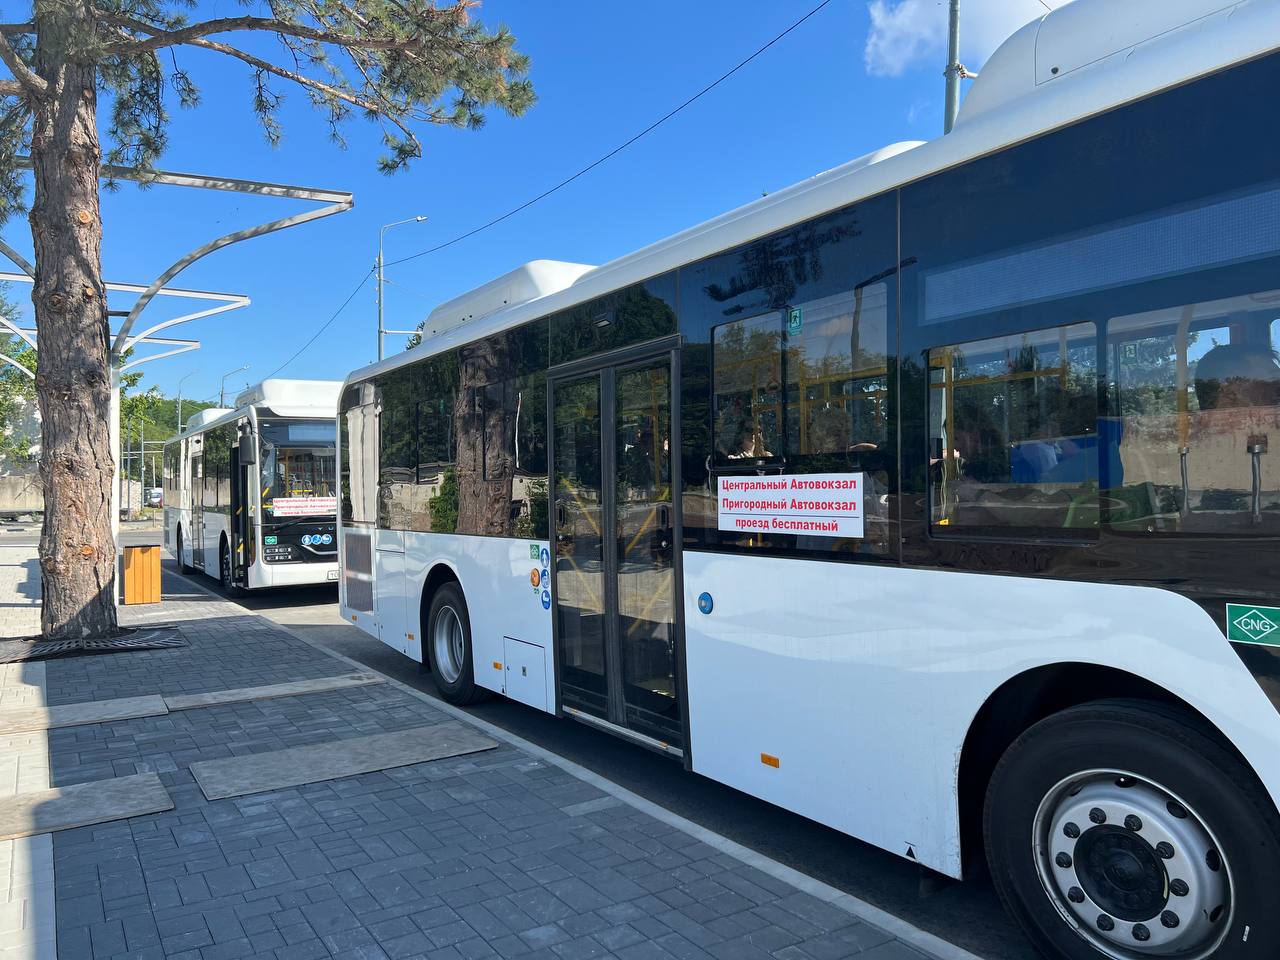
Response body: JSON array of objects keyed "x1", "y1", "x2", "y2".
[
  {"x1": 229, "y1": 444, "x2": 250, "y2": 586},
  {"x1": 190, "y1": 453, "x2": 205, "y2": 570},
  {"x1": 549, "y1": 342, "x2": 685, "y2": 755}
]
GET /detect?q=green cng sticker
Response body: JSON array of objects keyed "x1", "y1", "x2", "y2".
[
  {"x1": 1227, "y1": 603, "x2": 1280, "y2": 645},
  {"x1": 264, "y1": 536, "x2": 278, "y2": 546},
  {"x1": 529, "y1": 543, "x2": 540, "y2": 560}
]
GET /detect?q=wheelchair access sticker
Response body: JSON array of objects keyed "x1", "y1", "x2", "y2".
[{"x1": 1227, "y1": 603, "x2": 1280, "y2": 646}]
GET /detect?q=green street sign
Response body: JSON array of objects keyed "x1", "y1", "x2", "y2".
[
  {"x1": 264, "y1": 536, "x2": 278, "y2": 545},
  {"x1": 1227, "y1": 603, "x2": 1280, "y2": 645}
]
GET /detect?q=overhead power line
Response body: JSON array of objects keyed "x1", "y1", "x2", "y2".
[
  {"x1": 275, "y1": 0, "x2": 834, "y2": 373},
  {"x1": 268, "y1": 269, "x2": 373, "y2": 377},
  {"x1": 385, "y1": 0, "x2": 835, "y2": 269}
]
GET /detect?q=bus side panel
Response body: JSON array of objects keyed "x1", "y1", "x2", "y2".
[
  {"x1": 403, "y1": 530, "x2": 554, "y2": 710},
  {"x1": 682, "y1": 550, "x2": 1280, "y2": 879},
  {"x1": 201, "y1": 511, "x2": 229, "y2": 574}
]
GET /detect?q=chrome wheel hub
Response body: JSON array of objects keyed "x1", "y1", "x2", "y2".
[
  {"x1": 432, "y1": 605, "x2": 465, "y2": 684},
  {"x1": 1034, "y1": 771, "x2": 1230, "y2": 959}
]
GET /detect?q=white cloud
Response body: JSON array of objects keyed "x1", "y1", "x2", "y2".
[{"x1": 865, "y1": 0, "x2": 1071, "y2": 78}]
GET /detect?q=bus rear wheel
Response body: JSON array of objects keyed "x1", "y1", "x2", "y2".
[
  {"x1": 426, "y1": 582, "x2": 488, "y2": 706},
  {"x1": 985, "y1": 700, "x2": 1280, "y2": 960}
]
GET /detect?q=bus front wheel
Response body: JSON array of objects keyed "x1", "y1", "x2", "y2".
[
  {"x1": 219, "y1": 539, "x2": 245, "y2": 598},
  {"x1": 426, "y1": 582, "x2": 489, "y2": 706},
  {"x1": 985, "y1": 699, "x2": 1280, "y2": 960}
]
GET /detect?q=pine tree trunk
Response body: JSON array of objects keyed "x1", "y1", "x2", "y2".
[{"x1": 30, "y1": 5, "x2": 117, "y2": 640}]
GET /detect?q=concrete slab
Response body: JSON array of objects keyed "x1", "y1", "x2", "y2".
[
  {"x1": 0, "y1": 773, "x2": 173, "y2": 841},
  {"x1": 164, "y1": 672, "x2": 384, "y2": 711},
  {"x1": 0, "y1": 694, "x2": 168, "y2": 735},
  {"x1": 190, "y1": 722, "x2": 498, "y2": 801}
]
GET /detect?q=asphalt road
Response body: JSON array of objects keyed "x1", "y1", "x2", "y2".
[
  {"x1": 0, "y1": 522, "x2": 163, "y2": 549},
  {"x1": 167, "y1": 562, "x2": 1039, "y2": 960}
]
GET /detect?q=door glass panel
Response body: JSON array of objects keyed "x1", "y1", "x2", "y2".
[
  {"x1": 191, "y1": 454, "x2": 205, "y2": 566},
  {"x1": 615, "y1": 361, "x2": 679, "y2": 742},
  {"x1": 553, "y1": 375, "x2": 608, "y2": 716}
]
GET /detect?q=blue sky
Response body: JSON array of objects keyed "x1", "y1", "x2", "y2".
[{"x1": 6, "y1": 0, "x2": 1062, "y2": 403}]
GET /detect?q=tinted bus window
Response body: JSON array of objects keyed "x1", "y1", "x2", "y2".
[
  {"x1": 902, "y1": 50, "x2": 1280, "y2": 556},
  {"x1": 1107, "y1": 291, "x2": 1280, "y2": 534},
  {"x1": 929, "y1": 323, "x2": 1098, "y2": 535},
  {"x1": 681, "y1": 197, "x2": 899, "y2": 559}
]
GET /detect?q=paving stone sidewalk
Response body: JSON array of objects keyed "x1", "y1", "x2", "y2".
[{"x1": 3, "y1": 551, "x2": 934, "y2": 960}]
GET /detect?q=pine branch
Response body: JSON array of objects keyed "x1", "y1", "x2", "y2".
[
  {"x1": 180, "y1": 35, "x2": 389, "y2": 117},
  {"x1": 100, "y1": 13, "x2": 431, "y2": 55},
  {"x1": 0, "y1": 34, "x2": 44, "y2": 96},
  {"x1": 0, "y1": 23, "x2": 33, "y2": 35},
  {"x1": 0, "y1": 79, "x2": 22, "y2": 97}
]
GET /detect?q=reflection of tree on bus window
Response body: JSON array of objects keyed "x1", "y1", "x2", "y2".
[{"x1": 1194, "y1": 343, "x2": 1280, "y2": 410}]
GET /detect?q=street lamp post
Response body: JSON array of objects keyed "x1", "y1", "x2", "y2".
[
  {"x1": 219, "y1": 363, "x2": 250, "y2": 407},
  {"x1": 377, "y1": 215, "x2": 427, "y2": 361}
]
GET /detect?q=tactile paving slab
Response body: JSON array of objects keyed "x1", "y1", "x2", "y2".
[{"x1": 189, "y1": 721, "x2": 498, "y2": 800}]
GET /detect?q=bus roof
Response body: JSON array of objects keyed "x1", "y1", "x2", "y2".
[
  {"x1": 345, "y1": 0, "x2": 1279, "y2": 389},
  {"x1": 233, "y1": 379, "x2": 343, "y2": 417},
  {"x1": 171, "y1": 379, "x2": 343, "y2": 443}
]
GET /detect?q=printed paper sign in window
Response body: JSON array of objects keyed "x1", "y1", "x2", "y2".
[{"x1": 717, "y1": 473, "x2": 863, "y2": 538}]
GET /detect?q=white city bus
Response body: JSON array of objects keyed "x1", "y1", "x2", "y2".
[
  {"x1": 338, "y1": 3, "x2": 1280, "y2": 957},
  {"x1": 164, "y1": 379, "x2": 341, "y2": 593}
]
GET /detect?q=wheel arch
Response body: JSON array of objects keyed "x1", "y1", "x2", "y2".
[
  {"x1": 417, "y1": 561, "x2": 462, "y2": 663},
  {"x1": 956, "y1": 662, "x2": 1253, "y2": 877}
]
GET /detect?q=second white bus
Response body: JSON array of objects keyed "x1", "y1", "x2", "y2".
[{"x1": 164, "y1": 379, "x2": 341, "y2": 593}]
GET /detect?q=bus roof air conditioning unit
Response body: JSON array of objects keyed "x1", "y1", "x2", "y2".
[
  {"x1": 955, "y1": 0, "x2": 1244, "y2": 128},
  {"x1": 185, "y1": 408, "x2": 234, "y2": 432},
  {"x1": 420, "y1": 259, "x2": 596, "y2": 341}
]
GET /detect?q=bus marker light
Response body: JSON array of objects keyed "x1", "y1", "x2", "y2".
[
  {"x1": 760, "y1": 753, "x2": 779, "y2": 768},
  {"x1": 493, "y1": 661, "x2": 502, "y2": 670},
  {"x1": 407, "y1": 633, "x2": 414, "y2": 643},
  {"x1": 350, "y1": 615, "x2": 357, "y2": 622}
]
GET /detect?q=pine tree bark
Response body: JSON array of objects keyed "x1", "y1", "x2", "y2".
[{"x1": 30, "y1": 2, "x2": 117, "y2": 639}]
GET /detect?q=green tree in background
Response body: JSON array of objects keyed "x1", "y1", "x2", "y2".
[
  {"x1": 0, "y1": 284, "x2": 35, "y2": 465},
  {"x1": 0, "y1": 1, "x2": 533, "y2": 639}
]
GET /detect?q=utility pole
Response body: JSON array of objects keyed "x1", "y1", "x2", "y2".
[
  {"x1": 377, "y1": 215, "x2": 427, "y2": 361},
  {"x1": 944, "y1": 0, "x2": 961, "y2": 134}
]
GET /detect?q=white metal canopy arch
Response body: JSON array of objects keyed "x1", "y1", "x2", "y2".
[{"x1": 0, "y1": 160, "x2": 354, "y2": 549}]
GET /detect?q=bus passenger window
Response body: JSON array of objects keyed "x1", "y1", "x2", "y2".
[
  {"x1": 929, "y1": 323, "x2": 1099, "y2": 535},
  {"x1": 712, "y1": 313, "x2": 782, "y2": 462},
  {"x1": 1107, "y1": 290, "x2": 1280, "y2": 534}
]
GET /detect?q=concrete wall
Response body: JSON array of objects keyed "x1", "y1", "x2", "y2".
[
  {"x1": 0, "y1": 468, "x2": 146, "y2": 517},
  {"x1": 0, "y1": 468, "x2": 41, "y2": 515}
]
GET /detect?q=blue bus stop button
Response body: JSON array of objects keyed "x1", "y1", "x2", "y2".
[{"x1": 697, "y1": 592, "x2": 713, "y2": 615}]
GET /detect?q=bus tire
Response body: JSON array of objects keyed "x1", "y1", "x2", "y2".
[
  {"x1": 175, "y1": 526, "x2": 193, "y2": 574},
  {"x1": 219, "y1": 538, "x2": 245, "y2": 598},
  {"x1": 984, "y1": 699, "x2": 1280, "y2": 960},
  {"x1": 426, "y1": 582, "x2": 489, "y2": 705}
]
